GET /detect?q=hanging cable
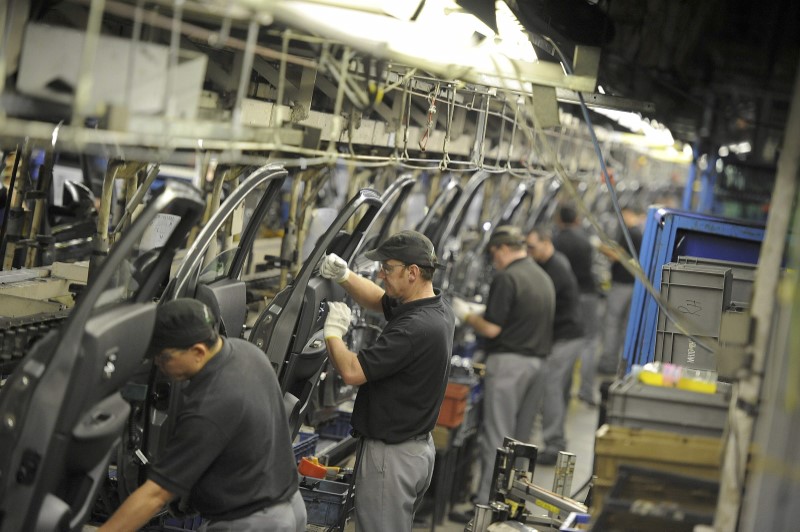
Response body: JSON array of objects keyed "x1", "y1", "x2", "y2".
[
  {"x1": 440, "y1": 84, "x2": 456, "y2": 170},
  {"x1": 506, "y1": 101, "x2": 520, "y2": 169},
  {"x1": 364, "y1": 57, "x2": 387, "y2": 111},
  {"x1": 418, "y1": 83, "x2": 440, "y2": 151},
  {"x1": 402, "y1": 78, "x2": 413, "y2": 160},
  {"x1": 543, "y1": 35, "x2": 638, "y2": 262}
]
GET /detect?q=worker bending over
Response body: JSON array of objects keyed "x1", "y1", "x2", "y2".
[{"x1": 100, "y1": 298, "x2": 305, "y2": 532}]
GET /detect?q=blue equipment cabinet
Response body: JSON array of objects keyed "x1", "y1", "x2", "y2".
[{"x1": 623, "y1": 207, "x2": 765, "y2": 371}]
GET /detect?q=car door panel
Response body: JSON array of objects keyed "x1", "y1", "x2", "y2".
[
  {"x1": 0, "y1": 180, "x2": 204, "y2": 532},
  {"x1": 249, "y1": 188, "x2": 383, "y2": 438}
]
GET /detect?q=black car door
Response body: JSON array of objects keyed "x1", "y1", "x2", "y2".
[
  {"x1": 0, "y1": 180, "x2": 204, "y2": 532},
  {"x1": 248, "y1": 188, "x2": 383, "y2": 438}
]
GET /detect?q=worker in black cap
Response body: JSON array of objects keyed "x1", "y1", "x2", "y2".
[
  {"x1": 451, "y1": 225, "x2": 555, "y2": 506},
  {"x1": 319, "y1": 230, "x2": 455, "y2": 531},
  {"x1": 99, "y1": 298, "x2": 305, "y2": 532}
]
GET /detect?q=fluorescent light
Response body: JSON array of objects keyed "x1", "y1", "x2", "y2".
[
  {"x1": 494, "y1": 1, "x2": 537, "y2": 62},
  {"x1": 594, "y1": 108, "x2": 675, "y2": 147},
  {"x1": 267, "y1": 0, "x2": 591, "y2": 92},
  {"x1": 272, "y1": 2, "x2": 485, "y2": 67},
  {"x1": 719, "y1": 141, "x2": 752, "y2": 156}
]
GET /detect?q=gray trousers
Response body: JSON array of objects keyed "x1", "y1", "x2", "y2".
[
  {"x1": 354, "y1": 433, "x2": 435, "y2": 532},
  {"x1": 477, "y1": 353, "x2": 545, "y2": 504},
  {"x1": 598, "y1": 283, "x2": 634, "y2": 374},
  {"x1": 199, "y1": 490, "x2": 306, "y2": 532},
  {"x1": 577, "y1": 293, "x2": 601, "y2": 400},
  {"x1": 515, "y1": 337, "x2": 584, "y2": 451},
  {"x1": 540, "y1": 337, "x2": 584, "y2": 451}
]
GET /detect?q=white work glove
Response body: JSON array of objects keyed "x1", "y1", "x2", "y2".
[
  {"x1": 467, "y1": 301, "x2": 486, "y2": 316},
  {"x1": 319, "y1": 253, "x2": 351, "y2": 283},
  {"x1": 452, "y1": 297, "x2": 486, "y2": 324},
  {"x1": 451, "y1": 297, "x2": 472, "y2": 323},
  {"x1": 324, "y1": 301, "x2": 352, "y2": 340}
]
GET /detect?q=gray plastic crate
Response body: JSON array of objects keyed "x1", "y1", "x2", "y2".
[
  {"x1": 607, "y1": 377, "x2": 730, "y2": 438},
  {"x1": 657, "y1": 263, "x2": 732, "y2": 337},
  {"x1": 677, "y1": 256, "x2": 756, "y2": 308},
  {"x1": 300, "y1": 476, "x2": 351, "y2": 527},
  {"x1": 654, "y1": 331, "x2": 718, "y2": 371}
]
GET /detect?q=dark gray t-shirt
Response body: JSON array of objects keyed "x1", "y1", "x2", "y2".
[
  {"x1": 150, "y1": 338, "x2": 298, "y2": 521},
  {"x1": 611, "y1": 225, "x2": 643, "y2": 284},
  {"x1": 540, "y1": 251, "x2": 584, "y2": 341},
  {"x1": 353, "y1": 289, "x2": 455, "y2": 443},
  {"x1": 484, "y1": 256, "x2": 555, "y2": 357},
  {"x1": 554, "y1": 226, "x2": 597, "y2": 294}
]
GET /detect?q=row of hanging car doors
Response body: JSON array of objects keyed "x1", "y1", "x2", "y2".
[{"x1": 0, "y1": 164, "x2": 551, "y2": 531}]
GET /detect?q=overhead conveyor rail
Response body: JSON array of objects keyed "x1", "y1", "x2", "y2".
[{"x1": 0, "y1": 0, "x2": 678, "y2": 175}]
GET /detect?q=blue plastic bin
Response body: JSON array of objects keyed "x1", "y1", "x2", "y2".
[
  {"x1": 293, "y1": 432, "x2": 320, "y2": 463},
  {"x1": 299, "y1": 475, "x2": 351, "y2": 527},
  {"x1": 317, "y1": 411, "x2": 352, "y2": 441}
]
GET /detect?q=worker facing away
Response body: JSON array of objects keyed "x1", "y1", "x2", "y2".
[
  {"x1": 597, "y1": 204, "x2": 645, "y2": 376},
  {"x1": 451, "y1": 225, "x2": 555, "y2": 505},
  {"x1": 320, "y1": 230, "x2": 455, "y2": 532},
  {"x1": 521, "y1": 226, "x2": 584, "y2": 465},
  {"x1": 553, "y1": 202, "x2": 601, "y2": 407},
  {"x1": 99, "y1": 298, "x2": 305, "y2": 532}
]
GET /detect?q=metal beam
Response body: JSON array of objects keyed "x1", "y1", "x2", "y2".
[
  {"x1": 181, "y1": 37, "x2": 234, "y2": 91},
  {"x1": 531, "y1": 85, "x2": 560, "y2": 129},
  {"x1": 716, "y1": 60, "x2": 800, "y2": 531},
  {"x1": 555, "y1": 88, "x2": 656, "y2": 115},
  {"x1": 252, "y1": 56, "x2": 299, "y2": 98},
  {"x1": 290, "y1": 65, "x2": 317, "y2": 123},
  {"x1": 510, "y1": 479, "x2": 588, "y2": 519}
]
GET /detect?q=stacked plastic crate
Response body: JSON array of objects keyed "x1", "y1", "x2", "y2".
[{"x1": 653, "y1": 256, "x2": 755, "y2": 372}]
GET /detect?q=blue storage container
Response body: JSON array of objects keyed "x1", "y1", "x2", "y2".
[
  {"x1": 293, "y1": 431, "x2": 320, "y2": 463},
  {"x1": 299, "y1": 475, "x2": 352, "y2": 527},
  {"x1": 623, "y1": 207, "x2": 764, "y2": 371},
  {"x1": 317, "y1": 411, "x2": 352, "y2": 441}
]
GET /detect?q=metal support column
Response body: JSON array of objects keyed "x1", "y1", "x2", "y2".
[
  {"x1": 470, "y1": 94, "x2": 489, "y2": 168},
  {"x1": 2, "y1": 145, "x2": 30, "y2": 270},
  {"x1": 714, "y1": 59, "x2": 800, "y2": 530},
  {"x1": 23, "y1": 148, "x2": 56, "y2": 267},
  {"x1": 682, "y1": 143, "x2": 700, "y2": 211},
  {"x1": 88, "y1": 160, "x2": 122, "y2": 281},
  {"x1": 698, "y1": 155, "x2": 718, "y2": 214}
]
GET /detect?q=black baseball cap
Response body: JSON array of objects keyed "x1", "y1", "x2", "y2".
[
  {"x1": 365, "y1": 230, "x2": 442, "y2": 269},
  {"x1": 150, "y1": 298, "x2": 219, "y2": 351},
  {"x1": 487, "y1": 225, "x2": 525, "y2": 249}
]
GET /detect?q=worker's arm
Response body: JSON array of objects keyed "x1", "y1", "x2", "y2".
[
  {"x1": 324, "y1": 336, "x2": 368, "y2": 385},
  {"x1": 98, "y1": 480, "x2": 175, "y2": 532},
  {"x1": 339, "y1": 273, "x2": 385, "y2": 313},
  {"x1": 463, "y1": 313, "x2": 502, "y2": 339},
  {"x1": 598, "y1": 242, "x2": 620, "y2": 261},
  {"x1": 320, "y1": 254, "x2": 385, "y2": 312},
  {"x1": 452, "y1": 297, "x2": 501, "y2": 339}
]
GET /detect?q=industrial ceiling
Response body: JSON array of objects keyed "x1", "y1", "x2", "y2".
[
  {"x1": 4, "y1": 0, "x2": 799, "y2": 170},
  {"x1": 590, "y1": 0, "x2": 799, "y2": 163}
]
